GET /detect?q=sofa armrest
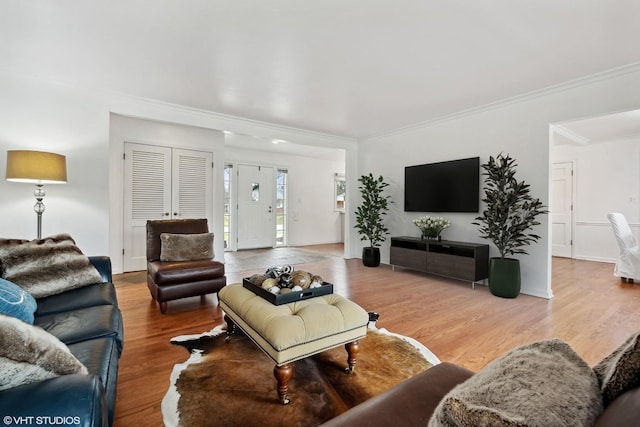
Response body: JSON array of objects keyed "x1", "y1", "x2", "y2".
[
  {"x1": 89, "y1": 256, "x2": 112, "y2": 284},
  {"x1": 0, "y1": 374, "x2": 108, "y2": 427},
  {"x1": 321, "y1": 362, "x2": 475, "y2": 427},
  {"x1": 595, "y1": 386, "x2": 640, "y2": 427}
]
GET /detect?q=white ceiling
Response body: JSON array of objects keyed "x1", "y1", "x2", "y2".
[
  {"x1": 2, "y1": 1, "x2": 640, "y2": 139},
  {"x1": 553, "y1": 109, "x2": 640, "y2": 145}
]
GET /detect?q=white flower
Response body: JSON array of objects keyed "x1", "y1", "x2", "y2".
[{"x1": 412, "y1": 216, "x2": 451, "y2": 236}]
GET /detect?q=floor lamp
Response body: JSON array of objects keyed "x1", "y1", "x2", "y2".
[{"x1": 5, "y1": 150, "x2": 68, "y2": 239}]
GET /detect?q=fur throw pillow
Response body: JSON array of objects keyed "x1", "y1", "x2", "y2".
[
  {"x1": 0, "y1": 313, "x2": 87, "y2": 390},
  {"x1": 429, "y1": 339, "x2": 603, "y2": 427},
  {"x1": 160, "y1": 232, "x2": 214, "y2": 262},
  {"x1": 593, "y1": 329, "x2": 640, "y2": 406},
  {"x1": 0, "y1": 234, "x2": 102, "y2": 298}
]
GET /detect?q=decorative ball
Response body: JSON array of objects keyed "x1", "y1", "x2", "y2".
[
  {"x1": 268, "y1": 286, "x2": 280, "y2": 294},
  {"x1": 250, "y1": 274, "x2": 267, "y2": 286},
  {"x1": 291, "y1": 285, "x2": 303, "y2": 292},
  {"x1": 291, "y1": 271, "x2": 311, "y2": 289},
  {"x1": 280, "y1": 288, "x2": 292, "y2": 294},
  {"x1": 262, "y1": 278, "x2": 278, "y2": 290},
  {"x1": 279, "y1": 273, "x2": 293, "y2": 288},
  {"x1": 265, "y1": 267, "x2": 281, "y2": 278},
  {"x1": 310, "y1": 275, "x2": 324, "y2": 287}
]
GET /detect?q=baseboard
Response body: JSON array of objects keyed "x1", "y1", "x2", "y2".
[{"x1": 573, "y1": 255, "x2": 617, "y2": 264}]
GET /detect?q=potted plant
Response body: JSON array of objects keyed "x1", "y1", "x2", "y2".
[
  {"x1": 354, "y1": 173, "x2": 391, "y2": 267},
  {"x1": 473, "y1": 154, "x2": 547, "y2": 298}
]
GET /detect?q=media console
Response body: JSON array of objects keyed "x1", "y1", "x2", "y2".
[{"x1": 390, "y1": 236, "x2": 489, "y2": 288}]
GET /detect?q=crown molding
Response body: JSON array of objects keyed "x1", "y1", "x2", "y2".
[
  {"x1": 551, "y1": 125, "x2": 590, "y2": 145},
  {"x1": 0, "y1": 66, "x2": 358, "y2": 148},
  {"x1": 111, "y1": 90, "x2": 358, "y2": 147},
  {"x1": 364, "y1": 61, "x2": 640, "y2": 141}
]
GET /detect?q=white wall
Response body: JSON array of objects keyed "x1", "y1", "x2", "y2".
[
  {"x1": 0, "y1": 70, "x2": 357, "y2": 273},
  {"x1": 0, "y1": 72, "x2": 111, "y2": 254},
  {"x1": 356, "y1": 66, "x2": 640, "y2": 298},
  {"x1": 552, "y1": 137, "x2": 640, "y2": 262},
  {"x1": 224, "y1": 145, "x2": 346, "y2": 246}
]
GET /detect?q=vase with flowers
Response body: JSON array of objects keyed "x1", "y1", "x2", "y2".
[{"x1": 413, "y1": 216, "x2": 451, "y2": 240}]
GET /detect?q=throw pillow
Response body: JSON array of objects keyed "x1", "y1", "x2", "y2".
[
  {"x1": 0, "y1": 313, "x2": 87, "y2": 391},
  {"x1": 160, "y1": 232, "x2": 214, "y2": 262},
  {"x1": 0, "y1": 234, "x2": 103, "y2": 299},
  {"x1": 593, "y1": 329, "x2": 640, "y2": 406},
  {"x1": 0, "y1": 278, "x2": 37, "y2": 324},
  {"x1": 429, "y1": 339, "x2": 603, "y2": 427}
]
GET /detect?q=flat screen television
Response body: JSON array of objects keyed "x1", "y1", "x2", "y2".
[{"x1": 404, "y1": 157, "x2": 480, "y2": 213}]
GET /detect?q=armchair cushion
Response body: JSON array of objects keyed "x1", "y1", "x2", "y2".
[
  {"x1": 160, "y1": 232, "x2": 214, "y2": 262},
  {"x1": 0, "y1": 314, "x2": 87, "y2": 391},
  {"x1": 0, "y1": 234, "x2": 102, "y2": 298}
]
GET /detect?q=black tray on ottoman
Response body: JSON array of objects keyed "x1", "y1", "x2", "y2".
[{"x1": 242, "y1": 278, "x2": 334, "y2": 305}]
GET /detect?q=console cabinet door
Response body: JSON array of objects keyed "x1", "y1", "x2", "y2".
[
  {"x1": 427, "y1": 253, "x2": 475, "y2": 281},
  {"x1": 390, "y1": 247, "x2": 427, "y2": 272}
]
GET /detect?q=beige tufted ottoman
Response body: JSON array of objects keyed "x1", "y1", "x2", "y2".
[{"x1": 218, "y1": 283, "x2": 369, "y2": 404}]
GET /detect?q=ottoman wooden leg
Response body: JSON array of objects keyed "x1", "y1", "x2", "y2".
[
  {"x1": 223, "y1": 314, "x2": 236, "y2": 342},
  {"x1": 345, "y1": 340, "x2": 360, "y2": 374},
  {"x1": 274, "y1": 364, "x2": 293, "y2": 405}
]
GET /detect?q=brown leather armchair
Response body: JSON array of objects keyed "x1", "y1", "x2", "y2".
[{"x1": 146, "y1": 218, "x2": 226, "y2": 313}]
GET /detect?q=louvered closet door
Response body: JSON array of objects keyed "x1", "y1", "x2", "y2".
[
  {"x1": 123, "y1": 143, "x2": 213, "y2": 272},
  {"x1": 172, "y1": 148, "x2": 213, "y2": 221}
]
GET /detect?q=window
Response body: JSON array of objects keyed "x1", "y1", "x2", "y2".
[
  {"x1": 334, "y1": 173, "x2": 345, "y2": 212},
  {"x1": 223, "y1": 164, "x2": 233, "y2": 250},
  {"x1": 276, "y1": 169, "x2": 288, "y2": 246}
]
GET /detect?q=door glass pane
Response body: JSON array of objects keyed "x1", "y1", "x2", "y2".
[
  {"x1": 224, "y1": 164, "x2": 233, "y2": 250},
  {"x1": 335, "y1": 173, "x2": 345, "y2": 212},
  {"x1": 276, "y1": 169, "x2": 287, "y2": 246},
  {"x1": 251, "y1": 182, "x2": 260, "y2": 202}
]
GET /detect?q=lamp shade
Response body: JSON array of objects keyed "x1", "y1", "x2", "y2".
[{"x1": 6, "y1": 150, "x2": 67, "y2": 184}]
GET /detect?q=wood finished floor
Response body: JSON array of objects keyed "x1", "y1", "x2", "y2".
[{"x1": 112, "y1": 245, "x2": 640, "y2": 426}]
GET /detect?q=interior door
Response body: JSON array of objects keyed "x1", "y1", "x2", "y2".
[
  {"x1": 123, "y1": 143, "x2": 172, "y2": 271},
  {"x1": 172, "y1": 148, "x2": 213, "y2": 221},
  {"x1": 552, "y1": 162, "x2": 573, "y2": 258},
  {"x1": 123, "y1": 143, "x2": 213, "y2": 271},
  {"x1": 237, "y1": 164, "x2": 275, "y2": 249}
]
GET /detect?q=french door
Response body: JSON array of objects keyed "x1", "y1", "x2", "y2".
[{"x1": 123, "y1": 142, "x2": 213, "y2": 271}]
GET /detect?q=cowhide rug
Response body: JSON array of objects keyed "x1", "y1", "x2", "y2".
[{"x1": 162, "y1": 323, "x2": 440, "y2": 427}]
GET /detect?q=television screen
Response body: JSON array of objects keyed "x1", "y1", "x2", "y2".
[{"x1": 404, "y1": 157, "x2": 480, "y2": 213}]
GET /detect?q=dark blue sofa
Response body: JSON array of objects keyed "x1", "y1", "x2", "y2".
[{"x1": 0, "y1": 256, "x2": 123, "y2": 427}]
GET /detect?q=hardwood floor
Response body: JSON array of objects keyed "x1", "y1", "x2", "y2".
[{"x1": 112, "y1": 246, "x2": 640, "y2": 426}]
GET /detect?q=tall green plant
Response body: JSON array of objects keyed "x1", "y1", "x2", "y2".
[
  {"x1": 473, "y1": 154, "x2": 547, "y2": 259},
  {"x1": 354, "y1": 173, "x2": 391, "y2": 248}
]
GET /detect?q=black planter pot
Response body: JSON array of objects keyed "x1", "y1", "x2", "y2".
[
  {"x1": 362, "y1": 247, "x2": 381, "y2": 267},
  {"x1": 488, "y1": 257, "x2": 521, "y2": 298}
]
